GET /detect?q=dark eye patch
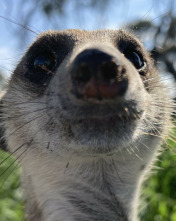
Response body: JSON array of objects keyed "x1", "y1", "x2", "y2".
[
  {"x1": 23, "y1": 33, "x2": 75, "y2": 87},
  {"x1": 117, "y1": 38, "x2": 147, "y2": 73}
]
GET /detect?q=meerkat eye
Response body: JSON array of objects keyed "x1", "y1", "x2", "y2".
[
  {"x1": 26, "y1": 52, "x2": 56, "y2": 85},
  {"x1": 34, "y1": 53, "x2": 56, "y2": 71},
  {"x1": 124, "y1": 51, "x2": 146, "y2": 71}
]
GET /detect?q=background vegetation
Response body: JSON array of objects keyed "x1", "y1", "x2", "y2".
[
  {"x1": 0, "y1": 0, "x2": 176, "y2": 220},
  {"x1": 0, "y1": 150, "x2": 24, "y2": 221}
]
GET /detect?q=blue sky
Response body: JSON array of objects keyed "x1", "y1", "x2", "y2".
[{"x1": 0, "y1": 0, "x2": 175, "y2": 77}]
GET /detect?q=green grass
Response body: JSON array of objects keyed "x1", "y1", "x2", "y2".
[
  {"x1": 0, "y1": 150, "x2": 24, "y2": 221},
  {"x1": 140, "y1": 146, "x2": 176, "y2": 221}
]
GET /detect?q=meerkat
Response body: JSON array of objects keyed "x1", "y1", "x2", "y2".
[{"x1": 0, "y1": 29, "x2": 173, "y2": 221}]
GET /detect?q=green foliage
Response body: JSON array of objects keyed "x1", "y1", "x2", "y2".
[
  {"x1": 140, "y1": 143, "x2": 176, "y2": 221},
  {"x1": 0, "y1": 150, "x2": 24, "y2": 221}
]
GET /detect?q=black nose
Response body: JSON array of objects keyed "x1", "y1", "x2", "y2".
[{"x1": 70, "y1": 49, "x2": 128, "y2": 100}]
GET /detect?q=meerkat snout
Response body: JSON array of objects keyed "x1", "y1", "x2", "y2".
[{"x1": 70, "y1": 48, "x2": 128, "y2": 100}]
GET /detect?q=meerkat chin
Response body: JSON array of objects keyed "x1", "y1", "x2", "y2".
[{"x1": 0, "y1": 29, "x2": 173, "y2": 221}]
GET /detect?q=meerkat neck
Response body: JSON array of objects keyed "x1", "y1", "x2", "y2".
[{"x1": 23, "y1": 150, "x2": 146, "y2": 221}]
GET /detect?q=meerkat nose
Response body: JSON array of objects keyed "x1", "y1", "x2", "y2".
[{"x1": 70, "y1": 48, "x2": 128, "y2": 100}]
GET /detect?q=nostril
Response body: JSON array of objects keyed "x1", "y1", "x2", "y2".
[
  {"x1": 100, "y1": 61, "x2": 118, "y2": 84},
  {"x1": 122, "y1": 67, "x2": 126, "y2": 75},
  {"x1": 71, "y1": 63, "x2": 92, "y2": 83}
]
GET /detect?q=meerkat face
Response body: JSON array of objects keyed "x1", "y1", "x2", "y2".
[{"x1": 2, "y1": 29, "x2": 170, "y2": 155}]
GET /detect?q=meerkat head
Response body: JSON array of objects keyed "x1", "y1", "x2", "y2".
[{"x1": 1, "y1": 29, "x2": 171, "y2": 157}]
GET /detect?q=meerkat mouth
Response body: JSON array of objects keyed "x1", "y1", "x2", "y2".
[
  {"x1": 62, "y1": 102, "x2": 144, "y2": 141},
  {"x1": 74, "y1": 106, "x2": 143, "y2": 122},
  {"x1": 58, "y1": 95, "x2": 144, "y2": 123}
]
